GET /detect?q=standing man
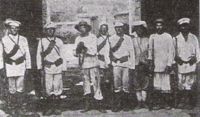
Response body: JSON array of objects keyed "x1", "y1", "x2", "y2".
[
  {"x1": 132, "y1": 21, "x2": 149, "y2": 109},
  {"x1": 109, "y1": 22, "x2": 135, "y2": 112},
  {"x1": 148, "y1": 18, "x2": 174, "y2": 110},
  {"x1": 2, "y1": 20, "x2": 31, "y2": 116},
  {"x1": 37, "y1": 23, "x2": 66, "y2": 115},
  {"x1": 97, "y1": 22, "x2": 111, "y2": 108},
  {"x1": 174, "y1": 18, "x2": 200, "y2": 109},
  {"x1": 74, "y1": 21, "x2": 105, "y2": 113}
]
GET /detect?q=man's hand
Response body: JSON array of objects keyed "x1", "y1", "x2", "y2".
[
  {"x1": 147, "y1": 59, "x2": 154, "y2": 72},
  {"x1": 189, "y1": 56, "x2": 197, "y2": 66},
  {"x1": 165, "y1": 66, "x2": 172, "y2": 74},
  {"x1": 175, "y1": 56, "x2": 183, "y2": 65}
]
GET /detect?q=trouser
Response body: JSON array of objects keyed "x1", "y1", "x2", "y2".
[
  {"x1": 113, "y1": 67, "x2": 130, "y2": 93},
  {"x1": 82, "y1": 67, "x2": 103, "y2": 100},
  {"x1": 45, "y1": 73, "x2": 63, "y2": 96},
  {"x1": 8, "y1": 76, "x2": 24, "y2": 94}
]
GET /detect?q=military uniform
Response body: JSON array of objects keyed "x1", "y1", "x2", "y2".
[{"x1": 37, "y1": 36, "x2": 66, "y2": 96}]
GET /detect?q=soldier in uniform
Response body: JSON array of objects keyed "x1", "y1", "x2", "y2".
[
  {"x1": 37, "y1": 23, "x2": 66, "y2": 115},
  {"x1": 148, "y1": 18, "x2": 174, "y2": 110},
  {"x1": 74, "y1": 21, "x2": 105, "y2": 113},
  {"x1": 2, "y1": 20, "x2": 32, "y2": 116},
  {"x1": 109, "y1": 22, "x2": 135, "y2": 112},
  {"x1": 174, "y1": 18, "x2": 200, "y2": 109},
  {"x1": 132, "y1": 21, "x2": 149, "y2": 109},
  {"x1": 97, "y1": 22, "x2": 111, "y2": 109}
]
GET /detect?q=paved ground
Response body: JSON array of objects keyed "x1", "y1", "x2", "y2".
[{"x1": 33, "y1": 109, "x2": 194, "y2": 117}]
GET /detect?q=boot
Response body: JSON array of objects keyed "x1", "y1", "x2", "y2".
[
  {"x1": 7, "y1": 94, "x2": 17, "y2": 116},
  {"x1": 141, "y1": 101, "x2": 149, "y2": 109},
  {"x1": 111, "y1": 92, "x2": 122, "y2": 112},
  {"x1": 184, "y1": 91, "x2": 193, "y2": 110},
  {"x1": 163, "y1": 93, "x2": 172, "y2": 110},
  {"x1": 16, "y1": 92, "x2": 27, "y2": 116},
  {"x1": 152, "y1": 91, "x2": 161, "y2": 110},
  {"x1": 135, "y1": 101, "x2": 142, "y2": 109},
  {"x1": 53, "y1": 96, "x2": 62, "y2": 115},
  {"x1": 97, "y1": 100, "x2": 107, "y2": 113},
  {"x1": 81, "y1": 94, "x2": 91, "y2": 113},
  {"x1": 42, "y1": 96, "x2": 54, "y2": 116},
  {"x1": 122, "y1": 92, "x2": 130, "y2": 111}
]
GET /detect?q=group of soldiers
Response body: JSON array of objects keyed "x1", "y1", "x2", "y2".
[{"x1": 0, "y1": 17, "x2": 199, "y2": 117}]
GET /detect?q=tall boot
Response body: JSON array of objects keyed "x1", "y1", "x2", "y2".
[
  {"x1": 184, "y1": 91, "x2": 194, "y2": 110},
  {"x1": 16, "y1": 92, "x2": 27, "y2": 116},
  {"x1": 42, "y1": 95, "x2": 54, "y2": 116},
  {"x1": 81, "y1": 94, "x2": 91, "y2": 113},
  {"x1": 122, "y1": 92, "x2": 130, "y2": 111},
  {"x1": 53, "y1": 95, "x2": 62, "y2": 115},
  {"x1": 152, "y1": 90, "x2": 161, "y2": 110},
  {"x1": 97, "y1": 100, "x2": 107, "y2": 113},
  {"x1": 7, "y1": 94, "x2": 17, "y2": 116},
  {"x1": 111, "y1": 92, "x2": 122, "y2": 112},
  {"x1": 163, "y1": 93, "x2": 172, "y2": 110}
]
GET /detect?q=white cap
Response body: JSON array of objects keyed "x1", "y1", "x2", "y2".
[
  {"x1": 114, "y1": 21, "x2": 124, "y2": 27},
  {"x1": 99, "y1": 21, "x2": 108, "y2": 27},
  {"x1": 177, "y1": 18, "x2": 190, "y2": 25},
  {"x1": 8, "y1": 20, "x2": 21, "y2": 27},
  {"x1": 44, "y1": 22, "x2": 56, "y2": 29},
  {"x1": 132, "y1": 21, "x2": 147, "y2": 28},
  {"x1": 4, "y1": 18, "x2": 13, "y2": 25}
]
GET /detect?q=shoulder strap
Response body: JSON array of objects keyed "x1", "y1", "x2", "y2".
[
  {"x1": 97, "y1": 35, "x2": 108, "y2": 52},
  {"x1": 111, "y1": 36, "x2": 124, "y2": 53}
]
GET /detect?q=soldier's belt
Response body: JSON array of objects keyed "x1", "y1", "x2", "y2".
[
  {"x1": 44, "y1": 58, "x2": 63, "y2": 67},
  {"x1": 112, "y1": 55, "x2": 129, "y2": 63},
  {"x1": 5, "y1": 56, "x2": 25, "y2": 65},
  {"x1": 98, "y1": 54, "x2": 105, "y2": 61}
]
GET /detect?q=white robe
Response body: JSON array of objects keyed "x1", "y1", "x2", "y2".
[
  {"x1": 2, "y1": 34, "x2": 31, "y2": 77},
  {"x1": 174, "y1": 32, "x2": 200, "y2": 73},
  {"x1": 148, "y1": 32, "x2": 174, "y2": 72},
  {"x1": 37, "y1": 37, "x2": 66, "y2": 74}
]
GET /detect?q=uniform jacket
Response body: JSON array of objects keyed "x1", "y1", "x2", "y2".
[
  {"x1": 2, "y1": 34, "x2": 31, "y2": 77},
  {"x1": 109, "y1": 34, "x2": 135, "y2": 69},
  {"x1": 74, "y1": 33, "x2": 99, "y2": 69},
  {"x1": 97, "y1": 35, "x2": 110, "y2": 69},
  {"x1": 174, "y1": 32, "x2": 200, "y2": 73},
  {"x1": 37, "y1": 37, "x2": 66, "y2": 74},
  {"x1": 148, "y1": 32, "x2": 174, "y2": 72}
]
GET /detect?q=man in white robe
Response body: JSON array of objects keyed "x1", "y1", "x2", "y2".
[
  {"x1": 148, "y1": 18, "x2": 174, "y2": 110},
  {"x1": 174, "y1": 18, "x2": 200, "y2": 109}
]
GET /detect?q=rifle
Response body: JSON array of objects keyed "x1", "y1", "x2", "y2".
[
  {"x1": 148, "y1": 38, "x2": 154, "y2": 110},
  {"x1": 40, "y1": 38, "x2": 46, "y2": 97},
  {"x1": 173, "y1": 37, "x2": 179, "y2": 108}
]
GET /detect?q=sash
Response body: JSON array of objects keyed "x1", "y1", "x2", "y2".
[
  {"x1": 111, "y1": 37, "x2": 124, "y2": 53},
  {"x1": 41, "y1": 37, "x2": 60, "y2": 58},
  {"x1": 97, "y1": 35, "x2": 109, "y2": 52}
]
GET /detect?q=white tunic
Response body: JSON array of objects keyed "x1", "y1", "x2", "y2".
[
  {"x1": 148, "y1": 32, "x2": 174, "y2": 72},
  {"x1": 2, "y1": 34, "x2": 31, "y2": 77},
  {"x1": 109, "y1": 34, "x2": 135, "y2": 69},
  {"x1": 37, "y1": 37, "x2": 66, "y2": 74},
  {"x1": 174, "y1": 32, "x2": 200, "y2": 73},
  {"x1": 97, "y1": 35, "x2": 110, "y2": 69},
  {"x1": 132, "y1": 36, "x2": 149, "y2": 65},
  {"x1": 74, "y1": 33, "x2": 99, "y2": 69}
]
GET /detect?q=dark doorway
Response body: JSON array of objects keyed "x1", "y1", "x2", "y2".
[{"x1": 141, "y1": 0, "x2": 199, "y2": 36}]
